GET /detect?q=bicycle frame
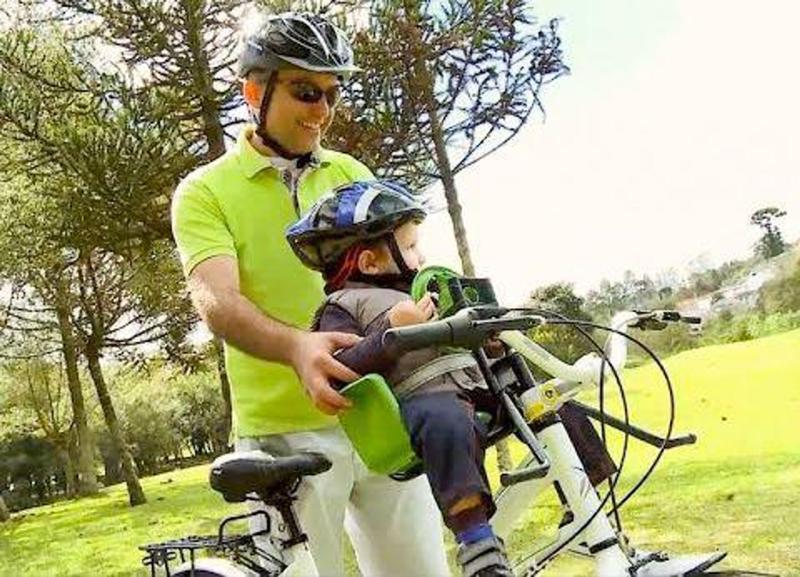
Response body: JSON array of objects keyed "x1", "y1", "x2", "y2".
[
  {"x1": 487, "y1": 311, "x2": 712, "y2": 576},
  {"x1": 491, "y1": 318, "x2": 637, "y2": 576}
]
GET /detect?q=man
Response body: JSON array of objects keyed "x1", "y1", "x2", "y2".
[{"x1": 171, "y1": 11, "x2": 450, "y2": 577}]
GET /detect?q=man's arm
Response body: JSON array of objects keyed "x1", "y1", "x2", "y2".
[{"x1": 188, "y1": 255, "x2": 359, "y2": 414}]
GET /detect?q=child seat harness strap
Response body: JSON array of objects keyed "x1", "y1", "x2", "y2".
[{"x1": 395, "y1": 353, "x2": 477, "y2": 399}]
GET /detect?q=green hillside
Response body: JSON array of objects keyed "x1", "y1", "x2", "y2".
[{"x1": 2, "y1": 330, "x2": 799, "y2": 576}]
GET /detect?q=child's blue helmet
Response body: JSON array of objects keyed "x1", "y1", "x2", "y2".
[{"x1": 286, "y1": 180, "x2": 426, "y2": 272}]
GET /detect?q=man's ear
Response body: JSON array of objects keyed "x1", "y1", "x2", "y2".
[{"x1": 242, "y1": 78, "x2": 265, "y2": 109}]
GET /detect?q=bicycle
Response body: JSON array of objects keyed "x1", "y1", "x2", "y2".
[{"x1": 140, "y1": 267, "x2": 745, "y2": 577}]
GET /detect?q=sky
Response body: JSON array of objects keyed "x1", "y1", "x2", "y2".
[{"x1": 417, "y1": 0, "x2": 800, "y2": 305}]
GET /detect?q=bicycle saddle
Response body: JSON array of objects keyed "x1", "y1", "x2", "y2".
[{"x1": 209, "y1": 450, "x2": 331, "y2": 503}]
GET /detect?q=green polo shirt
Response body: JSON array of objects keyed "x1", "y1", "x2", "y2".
[{"x1": 171, "y1": 126, "x2": 374, "y2": 437}]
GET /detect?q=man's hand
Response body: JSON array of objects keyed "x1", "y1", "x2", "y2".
[
  {"x1": 387, "y1": 293, "x2": 437, "y2": 327},
  {"x1": 289, "y1": 331, "x2": 362, "y2": 415}
]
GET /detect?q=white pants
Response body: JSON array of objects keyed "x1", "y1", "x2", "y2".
[{"x1": 236, "y1": 426, "x2": 451, "y2": 577}]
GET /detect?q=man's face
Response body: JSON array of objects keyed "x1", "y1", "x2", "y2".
[{"x1": 259, "y1": 69, "x2": 340, "y2": 156}]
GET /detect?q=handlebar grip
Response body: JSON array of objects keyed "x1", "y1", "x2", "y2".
[
  {"x1": 383, "y1": 309, "x2": 542, "y2": 353},
  {"x1": 383, "y1": 319, "x2": 455, "y2": 353},
  {"x1": 660, "y1": 310, "x2": 681, "y2": 322},
  {"x1": 681, "y1": 315, "x2": 702, "y2": 325}
]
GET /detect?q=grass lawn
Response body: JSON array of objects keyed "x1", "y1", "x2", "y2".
[{"x1": 3, "y1": 328, "x2": 800, "y2": 576}]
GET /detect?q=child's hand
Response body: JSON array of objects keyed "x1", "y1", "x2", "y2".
[
  {"x1": 388, "y1": 293, "x2": 438, "y2": 327},
  {"x1": 483, "y1": 336, "x2": 506, "y2": 358}
]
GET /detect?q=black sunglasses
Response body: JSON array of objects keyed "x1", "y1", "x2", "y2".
[{"x1": 285, "y1": 80, "x2": 341, "y2": 107}]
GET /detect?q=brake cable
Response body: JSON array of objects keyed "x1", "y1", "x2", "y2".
[
  {"x1": 505, "y1": 311, "x2": 677, "y2": 569},
  {"x1": 505, "y1": 309, "x2": 631, "y2": 567},
  {"x1": 553, "y1": 320, "x2": 677, "y2": 512}
]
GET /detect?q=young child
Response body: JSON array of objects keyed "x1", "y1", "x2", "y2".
[{"x1": 287, "y1": 180, "x2": 513, "y2": 577}]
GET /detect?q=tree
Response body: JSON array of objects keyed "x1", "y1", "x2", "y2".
[
  {"x1": 45, "y1": 1, "x2": 253, "y2": 433},
  {"x1": 526, "y1": 283, "x2": 595, "y2": 376},
  {"x1": 751, "y1": 207, "x2": 787, "y2": 259},
  {"x1": 3, "y1": 359, "x2": 80, "y2": 497},
  {"x1": 52, "y1": 0, "x2": 247, "y2": 162},
  {"x1": 0, "y1": 177, "x2": 100, "y2": 497},
  {"x1": 13, "y1": 1, "x2": 567, "y2": 472},
  {"x1": 0, "y1": 26, "x2": 197, "y2": 506},
  {"x1": 72, "y1": 245, "x2": 195, "y2": 505},
  {"x1": 585, "y1": 271, "x2": 664, "y2": 322},
  {"x1": 330, "y1": 0, "x2": 567, "y2": 276}
]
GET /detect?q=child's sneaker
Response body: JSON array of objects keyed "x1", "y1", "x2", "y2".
[{"x1": 456, "y1": 535, "x2": 514, "y2": 577}]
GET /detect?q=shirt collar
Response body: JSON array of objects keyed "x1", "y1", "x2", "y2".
[{"x1": 236, "y1": 125, "x2": 329, "y2": 179}]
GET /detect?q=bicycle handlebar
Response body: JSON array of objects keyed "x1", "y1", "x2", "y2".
[
  {"x1": 382, "y1": 307, "x2": 544, "y2": 353},
  {"x1": 383, "y1": 306, "x2": 701, "y2": 394},
  {"x1": 631, "y1": 309, "x2": 702, "y2": 330}
]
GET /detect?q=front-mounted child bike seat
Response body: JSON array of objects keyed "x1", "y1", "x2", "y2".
[
  {"x1": 337, "y1": 373, "x2": 499, "y2": 480},
  {"x1": 338, "y1": 374, "x2": 421, "y2": 476}
]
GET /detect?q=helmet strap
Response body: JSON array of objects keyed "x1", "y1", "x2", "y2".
[
  {"x1": 254, "y1": 71, "x2": 305, "y2": 160},
  {"x1": 386, "y1": 233, "x2": 415, "y2": 278},
  {"x1": 322, "y1": 233, "x2": 419, "y2": 294},
  {"x1": 346, "y1": 233, "x2": 417, "y2": 292}
]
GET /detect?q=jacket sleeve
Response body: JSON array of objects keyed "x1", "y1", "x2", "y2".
[{"x1": 316, "y1": 303, "x2": 398, "y2": 381}]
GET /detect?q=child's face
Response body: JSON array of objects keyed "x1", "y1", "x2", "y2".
[
  {"x1": 393, "y1": 220, "x2": 426, "y2": 271},
  {"x1": 359, "y1": 220, "x2": 426, "y2": 275}
]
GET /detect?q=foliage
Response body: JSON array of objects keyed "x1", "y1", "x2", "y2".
[
  {"x1": 0, "y1": 434, "x2": 63, "y2": 511},
  {"x1": 51, "y1": 0, "x2": 248, "y2": 160},
  {"x1": 699, "y1": 310, "x2": 800, "y2": 346},
  {"x1": 1, "y1": 360, "x2": 72, "y2": 447},
  {"x1": 0, "y1": 359, "x2": 227, "y2": 511},
  {"x1": 329, "y1": 0, "x2": 567, "y2": 189},
  {"x1": 0, "y1": 26, "x2": 194, "y2": 248},
  {"x1": 757, "y1": 257, "x2": 800, "y2": 314},
  {"x1": 674, "y1": 259, "x2": 751, "y2": 300},
  {"x1": 111, "y1": 363, "x2": 228, "y2": 476},
  {"x1": 750, "y1": 207, "x2": 787, "y2": 260},
  {"x1": 584, "y1": 271, "x2": 667, "y2": 323},
  {"x1": 525, "y1": 283, "x2": 595, "y2": 377}
]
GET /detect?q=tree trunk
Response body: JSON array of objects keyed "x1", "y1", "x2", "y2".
[
  {"x1": 54, "y1": 279, "x2": 99, "y2": 495},
  {"x1": 429, "y1": 116, "x2": 515, "y2": 472},
  {"x1": 183, "y1": 2, "x2": 226, "y2": 161},
  {"x1": 102, "y1": 452, "x2": 122, "y2": 485},
  {"x1": 66, "y1": 433, "x2": 81, "y2": 498},
  {"x1": 85, "y1": 346, "x2": 146, "y2": 506},
  {"x1": 408, "y1": 8, "x2": 513, "y2": 472},
  {"x1": 213, "y1": 338, "x2": 232, "y2": 450},
  {"x1": 426, "y1": 105, "x2": 476, "y2": 278},
  {"x1": 59, "y1": 444, "x2": 76, "y2": 499},
  {"x1": 0, "y1": 495, "x2": 10, "y2": 522}
]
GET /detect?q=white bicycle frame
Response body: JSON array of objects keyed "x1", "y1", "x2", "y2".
[{"x1": 491, "y1": 312, "x2": 647, "y2": 576}]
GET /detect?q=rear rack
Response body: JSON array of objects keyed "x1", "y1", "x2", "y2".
[{"x1": 139, "y1": 511, "x2": 283, "y2": 576}]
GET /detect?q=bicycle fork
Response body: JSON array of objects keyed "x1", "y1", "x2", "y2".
[{"x1": 493, "y1": 420, "x2": 631, "y2": 577}]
